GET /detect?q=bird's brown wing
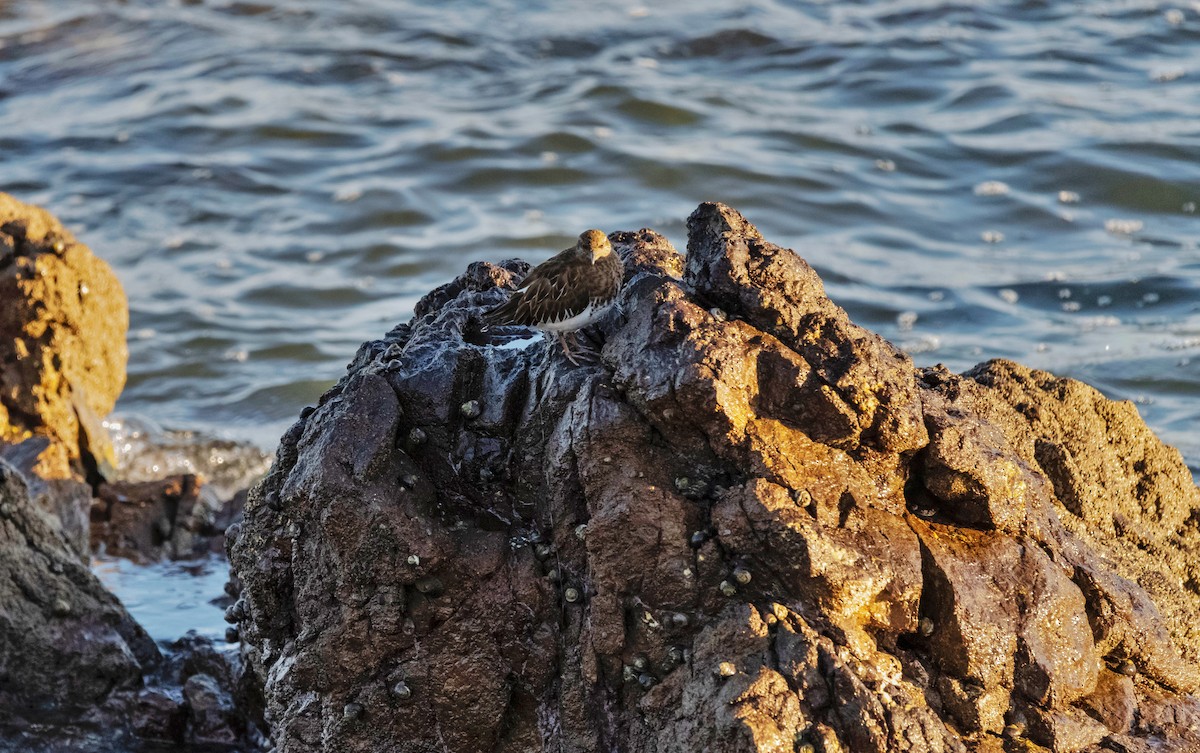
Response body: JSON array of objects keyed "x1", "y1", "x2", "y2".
[
  {"x1": 517, "y1": 264, "x2": 594, "y2": 325},
  {"x1": 484, "y1": 250, "x2": 592, "y2": 327}
]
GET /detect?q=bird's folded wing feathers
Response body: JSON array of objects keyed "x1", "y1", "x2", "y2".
[{"x1": 495, "y1": 265, "x2": 592, "y2": 326}]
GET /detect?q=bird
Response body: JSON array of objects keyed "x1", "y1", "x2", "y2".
[{"x1": 484, "y1": 229, "x2": 624, "y2": 365}]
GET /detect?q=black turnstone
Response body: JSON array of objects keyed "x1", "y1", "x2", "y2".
[{"x1": 484, "y1": 229, "x2": 624, "y2": 364}]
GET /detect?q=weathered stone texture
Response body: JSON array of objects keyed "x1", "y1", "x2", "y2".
[
  {"x1": 230, "y1": 203, "x2": 1200, "y2": 753},
  {"x1": 0, "y1": 192, "x2": 127, "y2": 479},
  {"x1": 0, "y1": 460, "x2": 157, "y2": 729}
]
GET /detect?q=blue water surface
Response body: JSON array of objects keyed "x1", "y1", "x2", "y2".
[{"x1": 0, "y1": 0, "x2": 1197, "y2": 468}]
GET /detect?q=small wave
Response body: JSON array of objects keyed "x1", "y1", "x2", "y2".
[
  {"x1": 104, "y1": 414, "x2": 272, "y2": 501},
  {"x1": 1105, "y1": 218, "x2": 1144, "y2": 235},
  {"x1": 973, "y1": 180, "x2": 1010, "y2": 196}
]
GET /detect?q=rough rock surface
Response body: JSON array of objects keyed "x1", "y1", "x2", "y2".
[
  {"x1": 0, "y1": 459, "x2": 265, "y2": 752},
  {"x1": 230, "y1": 204, "x2": 1200, "y2": 753},
  {"x1": 0, "y1": 436, "x2": 94, "y2": 559},
  {"x1": 0, "y1": 458, "x2": 157, "y2": 736},
  {"x1": 0, "y1": 192, "x2": 127, "y2": 480},
  {"x1": 0, "y1": 195, "x2": 265, "y2": 751},
  {"x1": 91, "y1": 473, "x2": 244, "y2": 562}
]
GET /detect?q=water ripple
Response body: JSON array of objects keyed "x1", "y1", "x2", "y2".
[{"x1": 0, "y1": 0, "x2": 1197, "y2": 467}]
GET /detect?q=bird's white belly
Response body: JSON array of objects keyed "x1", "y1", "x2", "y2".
[{"x1": 538, "y1": 299, "x2": 612, "y2": 332}]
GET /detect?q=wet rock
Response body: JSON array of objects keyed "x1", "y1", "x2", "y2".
[
  {"x1": 0, "y1": 192, "x2": 126, "y2": 480},
  {"x1": 1133, "y1": 688, "x2": 1200, "y2": 749},
  {"x1": 0, "y1": 435, "x2": 93, "y2": 559},
  {"x1": 130, "y1": 687, "x2": 187, "y2": 743},
  {"x1": 1013, "y1": 548, "x2": 1100, "y2": 708},
  {"x1": 711, "y1": 477, "x2": 922, "y2": 650},
  {"x1": 183, "y1": 673, "x2": 240, "y2": 746},
  {"x1": 0, "y1": 459, "x2": 158, "y2": 730},
  {"x1": 0, "y1": 457, "x2": 265, "y2": 752},
  {"x1": 1071, "y1": 563, "x2": 1199, "y2": 694},
  {"x1": 918, "y1": 387, "x2": 1048, "y2": 533},
  {"x1": 683, "y1": 202, "x2": 927, "y2": 493},
  {"x1": 156, "y1": 632, "x2": 265, "y2": 750},
  {"x1": 1023, "y1": 706, "x2": 1108, "y2": 753},
  {"x1": 90, "y1": 473, "x2": 239, "y2": 561},
  {"x1": 918, "y1": 523, "x2": 1101, "y2": 734},
  {"x1": 231, "y1": 204, "x2": 1200, "y2": 753}
]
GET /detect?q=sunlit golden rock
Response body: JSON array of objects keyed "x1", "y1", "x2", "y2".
[{"x1": 0, "y1": 192, "x2": 126, "y2": 479}]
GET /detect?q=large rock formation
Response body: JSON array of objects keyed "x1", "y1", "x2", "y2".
[
  {"x1": 230, "y1": 204, "x2": 1200, "y2": 753},
  {"x1": 0, "y1": 192, "x2": 127, "y2": 481}
]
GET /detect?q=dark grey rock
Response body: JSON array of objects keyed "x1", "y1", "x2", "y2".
[{"x1": 0, "y1": 460, "x2": 158, "y2": 725}]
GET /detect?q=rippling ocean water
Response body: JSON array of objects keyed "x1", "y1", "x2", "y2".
[{"x1": 2, "y1": 0, "x2": 1198, "y2": 469}]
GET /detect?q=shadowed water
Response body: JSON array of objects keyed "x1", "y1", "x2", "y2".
[
  {"x1": 1, "y1": 0, "x2": 1198, "y2": 473},
  {"x1": 92, "y1": 553, "x2": 233, "y2": 643}
]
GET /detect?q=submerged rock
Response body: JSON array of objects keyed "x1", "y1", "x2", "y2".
[
  {"x1": 230, "y1": 203, "x2": 1200, "y2": 753},
  {"x1": 0, "y1": 192, "x2": 126, "y2": 481}
]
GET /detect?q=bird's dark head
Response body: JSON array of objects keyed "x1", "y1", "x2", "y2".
[{"x1": 577, "y1": 228, "x2": 612, "y2": 265}]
